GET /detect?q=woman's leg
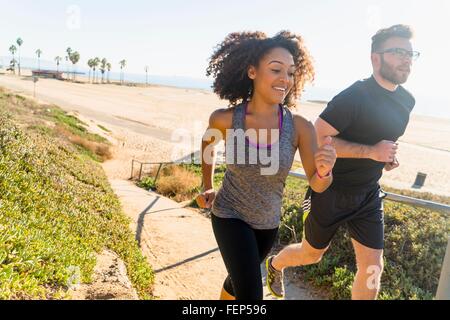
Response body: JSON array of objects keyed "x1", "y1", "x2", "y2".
[
  {"x1": 219, "y1": 276, "x2": 235, "y2": 300},
  {"x1": 219, "y1": 226, "x2": 278, "y2": 300},
  {"x1": 211, "y1": 214, "x2": 275, "y2": 300},
  {"x1": 253, "y1": 227, "x2": 279, "y2": 272}
]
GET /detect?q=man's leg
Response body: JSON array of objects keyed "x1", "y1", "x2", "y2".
[
  {"x1": 272, "y1": 187, "x2": 336, "y2": 271},
  {"x1": 266, "y1": 239, "x2": 328, "y2": 298},
  {"x1": 266, "y1": 187, "x2": 340, "y2": 298},
  {"x1": 271, "y1": 239, "x2": 328, "y2": 271},
  {"x1": 351, "y1": 238, "x2": 384, "y2": 300},
  {"x1": 347, "y1": 186, "x2": 385, "y2": 300}
]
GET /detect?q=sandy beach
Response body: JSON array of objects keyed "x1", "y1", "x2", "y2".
[{"x1": 1, "y1": 71, "x2": 449, "y2": 197}]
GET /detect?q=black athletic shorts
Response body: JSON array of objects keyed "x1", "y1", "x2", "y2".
[{"x1": 302, "y1": 184, "x2": 385, "y2": 250}]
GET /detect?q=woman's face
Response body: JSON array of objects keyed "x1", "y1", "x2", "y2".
[{"x1": 248, "y1": 47, "x2": 295, "y2": 105}]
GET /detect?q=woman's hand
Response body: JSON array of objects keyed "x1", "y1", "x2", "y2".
[
  {"x1": 196, "y1": 189, "x2": 216, "y2": 209},
  {"x1": 314, "y1": 136, "x2": 337, "y2": 177},
  {"x1": 384, "y1": 157, "x2": 400, "y2": 171}
]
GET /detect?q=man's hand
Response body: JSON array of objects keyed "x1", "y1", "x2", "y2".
[
  {"x1": 196, "y1": 189, "x2": 216, "y2": 209},
  {"x1": 384, "y1": 157, "x2": 400, "y2": 171},
  {"x1": 315, "y1": 136, "x2": 337, "y2": 177},
  {"x1": 370, "y1": 140, "x2": 398, "y2": 163}
]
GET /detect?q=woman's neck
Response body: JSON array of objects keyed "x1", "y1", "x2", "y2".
[{"x1": 247, "y1": 93, "x2": 279, "y2": 116}]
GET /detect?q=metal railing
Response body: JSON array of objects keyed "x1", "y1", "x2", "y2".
[
  {"x1": 288, "y1": 171, "x2": 450, "y2": 215},
  {"x1": 130, "y1": 159, "x2": 450, "y2": 300},
  {"x1": 130, "y1": 159, "x2": 175, "y2": 182}
]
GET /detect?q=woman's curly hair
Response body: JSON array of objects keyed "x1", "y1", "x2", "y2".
[{"x1": 206, "y1": 30, "x2": 315, "y2": 108}]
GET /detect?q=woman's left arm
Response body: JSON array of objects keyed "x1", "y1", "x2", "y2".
[{"x1": 294, "y1": 115, "x2": 336, "y2": 193}]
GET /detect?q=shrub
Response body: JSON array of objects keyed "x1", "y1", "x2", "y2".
[
  {"x1": 55, "y1": 125, "x2": 112, "y2": 162},
  {"x1": 0, "y1": 108, "x2": 153, "y2": 299},
  {"x1": 138, "y1": 176, "x2": 156, "y2": 191},
  {"x1": 155, "y1": 165, "x2": 201, "y2": 202}
]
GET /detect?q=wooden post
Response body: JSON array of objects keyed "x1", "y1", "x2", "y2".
[
  {"x1": 138, "y1": 162, "x2": 143, "y2": 181},
  {"x1": 130, "y1": 160, "x2": 134, "y2": 180},
  {"x1": 154, "y1": 164, "x2": 163, "y2": 184}
]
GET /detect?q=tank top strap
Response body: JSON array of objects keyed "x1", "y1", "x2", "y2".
[{"x1": 231, "y1": 103, "x2": 246, "y2": 130}]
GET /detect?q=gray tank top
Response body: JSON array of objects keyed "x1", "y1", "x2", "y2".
[{"x1": 212, "y1": 102, "x2": 297, "y2": 229}]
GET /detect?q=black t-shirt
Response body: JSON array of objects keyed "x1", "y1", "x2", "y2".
[{"x1": 319, "y1": 76, "x2": 415, "y2": 191}]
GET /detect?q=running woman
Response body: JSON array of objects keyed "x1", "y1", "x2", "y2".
[{"x1": 197, "y1": 31, "x2": 336, "y2": 300}]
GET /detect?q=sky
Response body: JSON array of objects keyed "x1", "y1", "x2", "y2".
[{"x1": 1, "y1": 0, "x2": 450, "y2": 113}]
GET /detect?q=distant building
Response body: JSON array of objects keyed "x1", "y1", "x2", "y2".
[
  {"x1": 32, "y1": 69, "x2": 64, "y2": 79},
  {"x1": 30, "y1": 70, "x2": 86, "y2": 80}
]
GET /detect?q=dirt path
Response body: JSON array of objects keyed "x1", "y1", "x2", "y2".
[{"x1": 106, "y1": 179, "x2": 228, "y2": 300}]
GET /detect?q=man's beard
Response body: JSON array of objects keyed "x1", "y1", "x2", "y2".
[{"x1": 380, "y1": 57, "x2": 410, "y2": 85}]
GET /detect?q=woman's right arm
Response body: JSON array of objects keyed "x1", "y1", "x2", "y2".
[{"x1": 197, "y1": 108, "x2": 231, "y2": 208}]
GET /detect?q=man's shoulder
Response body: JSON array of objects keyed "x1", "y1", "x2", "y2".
[
  {"x1": 397, "y1": 85, "x2": 416, "y2": 109},
  {"x1": 333, "y1": 78, "x2": 368, "y2": 102},
  {"x1": 319, "y1": 80, "x2": 366, "y2": 125},
  {"x1": 398, "y1": 85, "x2": 414, "y2": 98},
  {"x1": 329, "y1": 80, "x2": 367, "y2": 105}
]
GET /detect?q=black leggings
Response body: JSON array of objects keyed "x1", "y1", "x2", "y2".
[{"x1": 211, "y1": 214, "x2": 278, "y2": 300}]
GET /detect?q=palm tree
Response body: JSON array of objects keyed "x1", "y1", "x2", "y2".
[
  {"x1": 9, "y1": 59, "x2": 17, "y2": 74},
  {"x1": 16, "y1": 38, "x2": 23, "y2": 76},
  {"x1": 106, "y1": 62, "x2": 112, "y2": 83},
  {"x1": 119, "y1": 59, "x2": 126, "y2": 84},
  {"x1": 69, "y1": 51, "x2": 80, "y2": 81},
  {"x1": 9, "y1": 45, "x2": 17, "y2": 74},
  {"x1": 65, "y1": 56, "x2": 69, "y2": 74},
  {"x1": 35, "y1": 49, "x2": 42, "y2": 71},
  {"x1": 55, "y1": 56, "x2": 62, "y2": 73},
  {"x1": 66, "y1": 47, "x2": 72, "y2": 74},
  {"x1": 144, "y1": 65, "x2": 149, "y2": 86},
  {"x1": 92, "y1": 57, "x2": 100, "y2": 83},
  {"x1": 100, "y1": 58, "x2": 107, "y2": 83},
  {"x1": 87, "y1": 59, "x2": 94, "y2": 83}
]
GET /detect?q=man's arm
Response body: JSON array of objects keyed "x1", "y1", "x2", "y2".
[{"x1": 315, "y1": 117, "x2": 398, "y2": 163}]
